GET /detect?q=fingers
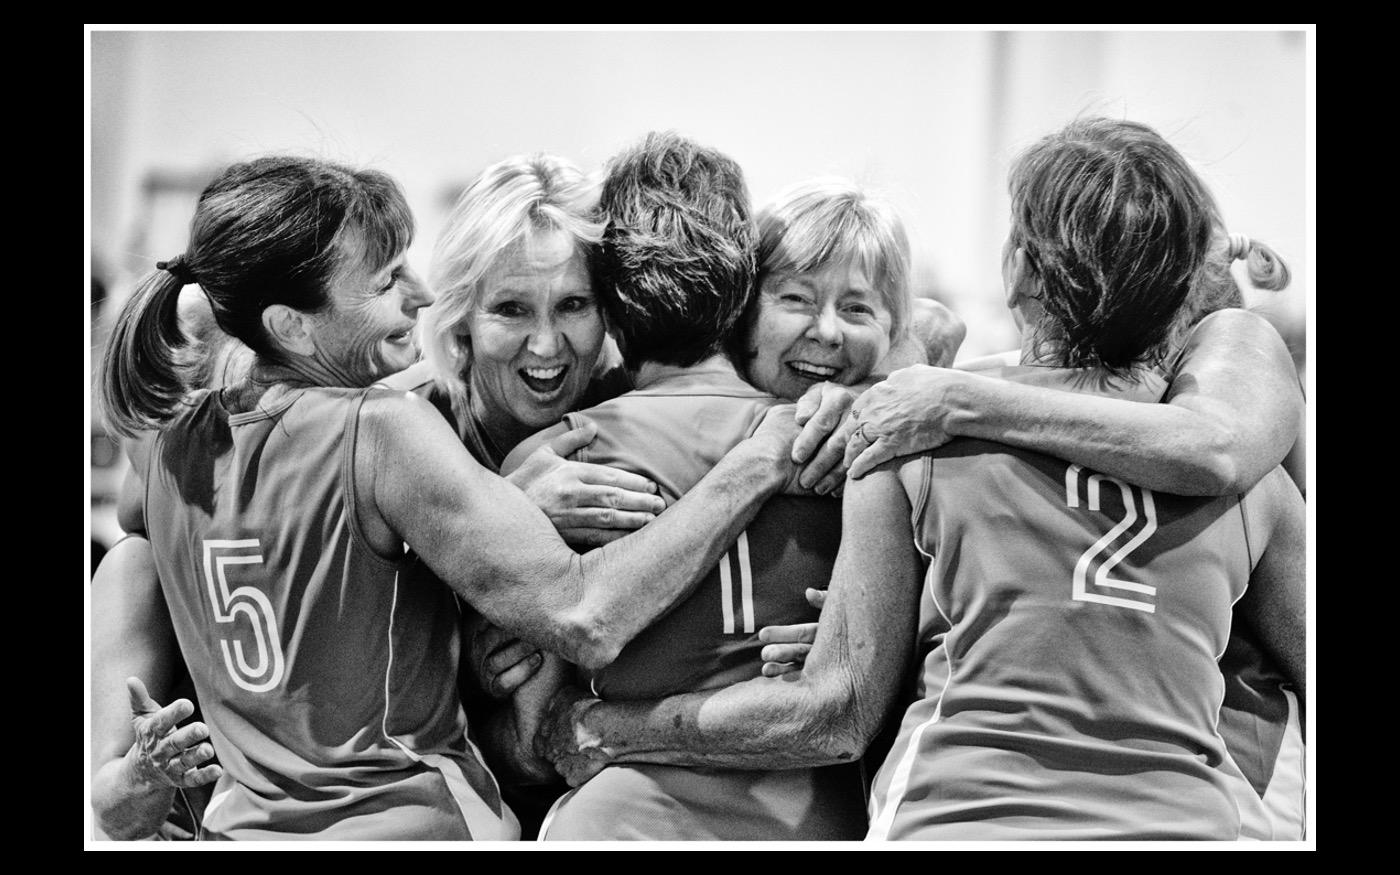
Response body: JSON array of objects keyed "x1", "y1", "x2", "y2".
[
  {"x1": 569, "y1": 462, "x2": 661, "y2": 498},
  {"x1": 790, "y1": 384, "x2": 855, "y2": 464},
  {"x1": 544, "y1": 423, "x2": 598, "y2": 459},
  {"x1": 761, "y1": 661, "x2": 802, "y2": 678},
  {"x1": 181, "y1": 763, "x2": 224, "y2": 788},
  {"x1": 805, "y1": 587, "x2": 827, "y2": 611},
  {"x1": 759, "y1": 642, "x2": 813, "y2": 664},
  {"x1": 561, "y1": 528, "x2": 632, "y2": 549},
  {"x1": 793, "y1": 381, "x2": 824, "y2": 427},
  {"x1": 125, "y1": 676, "x2": 161, "y2": 716},
  {"x1": 486, "y1": 651, "x2": 544, "y2": 699},
  {"x1": 553, "y1": 506, "x2": 658, "y2": 532},
  {"x1": 847, "y1": 435, "x2": 897, "y2": 480},
  {"x1": 799, "y1": 413, "x2": 858, "y2": 492},
  {"x1": 757, "y1": 621, "x2": 819, "y2": 645}
]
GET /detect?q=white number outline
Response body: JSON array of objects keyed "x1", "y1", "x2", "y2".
[
  {"x1": 1065, "y1": 465, "x2": 1158, "y2": 613},
  {"x1": 202, "y1": 539, "x2": 285, "y2": 692}
]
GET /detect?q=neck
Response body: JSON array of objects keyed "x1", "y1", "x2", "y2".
[
  {"x1": 632, "y1": 353, "x2": 736, "y2": 389},
  {"x1": 467, "y1": 373, "x2": 535, "y2": 458}
]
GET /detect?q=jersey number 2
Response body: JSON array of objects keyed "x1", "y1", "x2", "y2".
[
  {"x1": 202, "y1": 539, "x2": 286, "y2": 692},
  {"x1": 1064, "y1": 465, "x2": 1158, "y2": 613}
]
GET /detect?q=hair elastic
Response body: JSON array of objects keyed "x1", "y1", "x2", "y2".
[
  {"x1": 156, "y1": 255, "x2": 197, "y2": 286},
  {"x1": 1227, "y1": 233, "x2": 1251, "y2": 261}
]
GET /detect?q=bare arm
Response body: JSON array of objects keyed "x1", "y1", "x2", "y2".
[
  {"x1": 1235, "y1": 467, "x2": 1307, "y2": 698},
  {"x1": 359, "y1": 392, "x2": 797, "y2": 671},
  {"x1": 90, "y1": 537, "x2": 220, "y2": 840},
  {"x1": 534, "y1": 462, "x2": 924, "y2": 783},
  {"x1": 848, "y1": 308, "x2": 1302, "y2": 495}
]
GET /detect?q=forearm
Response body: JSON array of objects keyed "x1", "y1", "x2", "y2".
[
  {"x1": 950, "y1": 376, "x2": 1246, "y2": 495},
  {"x1": 561, "y1": 438, "x2": 789, "y2": 668},
  {"x1": 544, "y1": 465, "x2": 921, "y2": 773},
  {"x1": 91, "y1": 755, "x2": 177, "y2": 841},
  {"x1": 568, "y1": 671, "x2": 869, "y2": 770}
]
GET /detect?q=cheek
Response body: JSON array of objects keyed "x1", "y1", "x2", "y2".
[
  {"x1": 467, "y1": 319, "x2": 521, "y2": 369},
  {"x1": 564, "y1": 314, "x2": 606, "y2": 368},
  {"x1": 751, "y1": 310, "x2": 799, "y2": 368},
  {"x1": 847, "y1": 328, "x2": 893, "y2": 380}
]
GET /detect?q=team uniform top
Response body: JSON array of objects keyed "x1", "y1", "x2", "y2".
[
  {"x1": 866, "y1": 365, "x2": 1268, "y2": 841},
  {"x1": 539, "y1": 359, "x2": 865, "y2": 841},
  {"x1": 141, "y1": 385, "x2": 517, "y2": 840}
]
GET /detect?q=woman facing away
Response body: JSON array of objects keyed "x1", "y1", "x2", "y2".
[{"x1": 533, "y1": 117, "x2": 1305, "y2": 842}]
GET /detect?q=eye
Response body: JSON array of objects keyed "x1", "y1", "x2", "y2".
[
  {"x1": 492, "y1": 300, "x2": 529, "y2": 319},
  {"x1": 557, "y1": 295, "x2": 595, "y2": 315},
  {"x1": 843, "y1": 302, "x2": 876, "y2": 318},
  {"x1": 377, "y1": 270, "x2": 402, "y2": 294}
]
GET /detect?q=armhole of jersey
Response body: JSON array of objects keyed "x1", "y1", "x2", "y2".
[
  {"x1": 341, "y1": 387, "x2": 405, "y2": 569},
  {"x1": 909, "y1": 456, "x2": 934, "y2": 548}
]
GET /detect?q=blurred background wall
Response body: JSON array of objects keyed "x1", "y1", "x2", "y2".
[{"x1": 87, "y1": 27, "x2": 1312, "y2": 548}]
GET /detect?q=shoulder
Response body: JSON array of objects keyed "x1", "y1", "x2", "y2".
[
  {"x1": 1173, "y1": 308, "x2": 1290, "y2": 374},
  {"x1": 375, "y1": 360, "x2": 440, "y2": 395},
  {"x1": 357, "y1": 387, "x2": 457, "y2": 452}
]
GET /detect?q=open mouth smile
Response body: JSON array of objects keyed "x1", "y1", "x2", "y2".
[
  {"x1": 786, "y1": 361, "x2": 842, "y2": 381},
  {"x1": 519, "y1": 364, "x2": 569, "y2": 395}
]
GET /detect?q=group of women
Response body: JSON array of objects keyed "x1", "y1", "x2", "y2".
[{"x1": 90, "y1": 118, "x2": 1306, "y2": 842}]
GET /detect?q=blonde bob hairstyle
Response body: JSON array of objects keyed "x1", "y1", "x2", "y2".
[
  {"x1": 424, "y1": 153, "x2": 606, "y2": 435},
  {"x1": 753, "y1": 177, "x2": 912, "y2": 343}
]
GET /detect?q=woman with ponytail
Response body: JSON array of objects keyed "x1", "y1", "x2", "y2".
[{"x1": 90, "y1": 154, "x2": 812, "y2": 841}]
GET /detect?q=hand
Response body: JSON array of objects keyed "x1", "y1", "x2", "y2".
[
  {"x1": 791, "y1": 383, "x2": 858, "y2": 496},
  {"x1": 466, "y1": 618, "x2": 543, "y2": 699},
  {"x1": 508, "y1": 423, "x2": 667, "y2": 547},
  {"x1": 759, "y1": 587, "x2": 825, "y2": 677},
  {"x1": 748, "y1": 404, "x2": 808, "y2": 494},
  {"x1": 909, "y1": 297, "x2": 967, "y2": 368},
  {"x1": 534, "y1": 685, "x2": 611, "y2": 787},
  {"x1": 845, "y1": 365, "x2": 964, "y2": 479},
  {"x1": 124, "y1": 677, "x2": 222, "y2": 790}
]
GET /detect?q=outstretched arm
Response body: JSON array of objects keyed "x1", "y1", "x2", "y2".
[
  {"x1": 847, "y1": 308, "x2": 1303, "y2": 495},
  {"x1": 361, "y1": 393, "x2": 800, "y2": 671},
  {"x1": 533, "y1": 462, "x2": 924, "y2": 785},
  {"x1": 90, "y1": 537, "x2": 221, "y2": 840}
]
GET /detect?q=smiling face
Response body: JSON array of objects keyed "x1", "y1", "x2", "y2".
[
  {"x1": 465, "y1": 230, "x2": 605, "y2": 440},
  {"x1": 310, "y1": 245, "x2": 434, "y2": 387},
  {"x1": 745, "y1": 260, "x2": 894, "y2": 400}
]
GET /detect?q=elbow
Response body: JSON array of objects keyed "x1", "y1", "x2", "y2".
[
  {"x1": 1190, "y1": 452, "x2": 1242, "y2": 496},
  {"x1": 805, "y1": 677, "x2": 882, "y2": 766},
  {"x1": 1170, "y1": 426, "x2": 1245, "y2": 496},
  {"x1": 554, "y1": 612, "x2": 623, "y2": 673}
]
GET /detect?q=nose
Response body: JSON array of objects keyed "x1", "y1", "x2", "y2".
[
  {"x1": 806, "y1": 303, "x2": 843, "y2": 347},
  {"x1": 400, "y1": 267, "x2": 435, "y2": 312},
  {"x1": 527, "y1": 314, "x2": 562, "y2": 358}
]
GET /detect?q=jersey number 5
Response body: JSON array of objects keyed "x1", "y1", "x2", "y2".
[
  {"x1": 202, "y1": 539, "x2": 286, "y2": 692},
  {"x1": 1064, "y1": 465, "x2": 1158, "y2": 613}
]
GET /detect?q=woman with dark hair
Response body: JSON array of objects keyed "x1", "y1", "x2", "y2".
[
  {"x1": 90, "y1": 154, "x2": 811, "y2": 841},
  {"x1": 501, "y1": 134, "x2": 890, "y2": 840},
  {"x1": 536, "y1": 118, "x2": 1304, "y2": 841}
]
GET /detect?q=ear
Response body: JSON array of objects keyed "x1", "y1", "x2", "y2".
[
  {"x1": 1004, "y1": 246, "x2": 1036, "y2": 310},
  {"x1": 261, "y1": 304, "x2": 317, "y2": 357}
]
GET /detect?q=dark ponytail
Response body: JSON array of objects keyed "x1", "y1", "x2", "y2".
[{"x1": 99, "y1": 269, "x2": 192, "y2": 437}]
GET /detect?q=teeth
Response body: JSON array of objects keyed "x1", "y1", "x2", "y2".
[
  {"x1": 524, "y1": 366, "x2": 565, "y2": 380},
  {"x1": 789, "y1": 362, "x2": 839, "y2": 378}
]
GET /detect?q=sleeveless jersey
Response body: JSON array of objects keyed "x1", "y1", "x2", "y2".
[
  {"x1": 866, "y1": 366, "x2": 1267, "y2": 841},
  {"x1": 143, "y1": 385, "x2": 517, "y2": 840},
  {"x1": 539, "y1": 360, "x2": 865, "y2": 841}
]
